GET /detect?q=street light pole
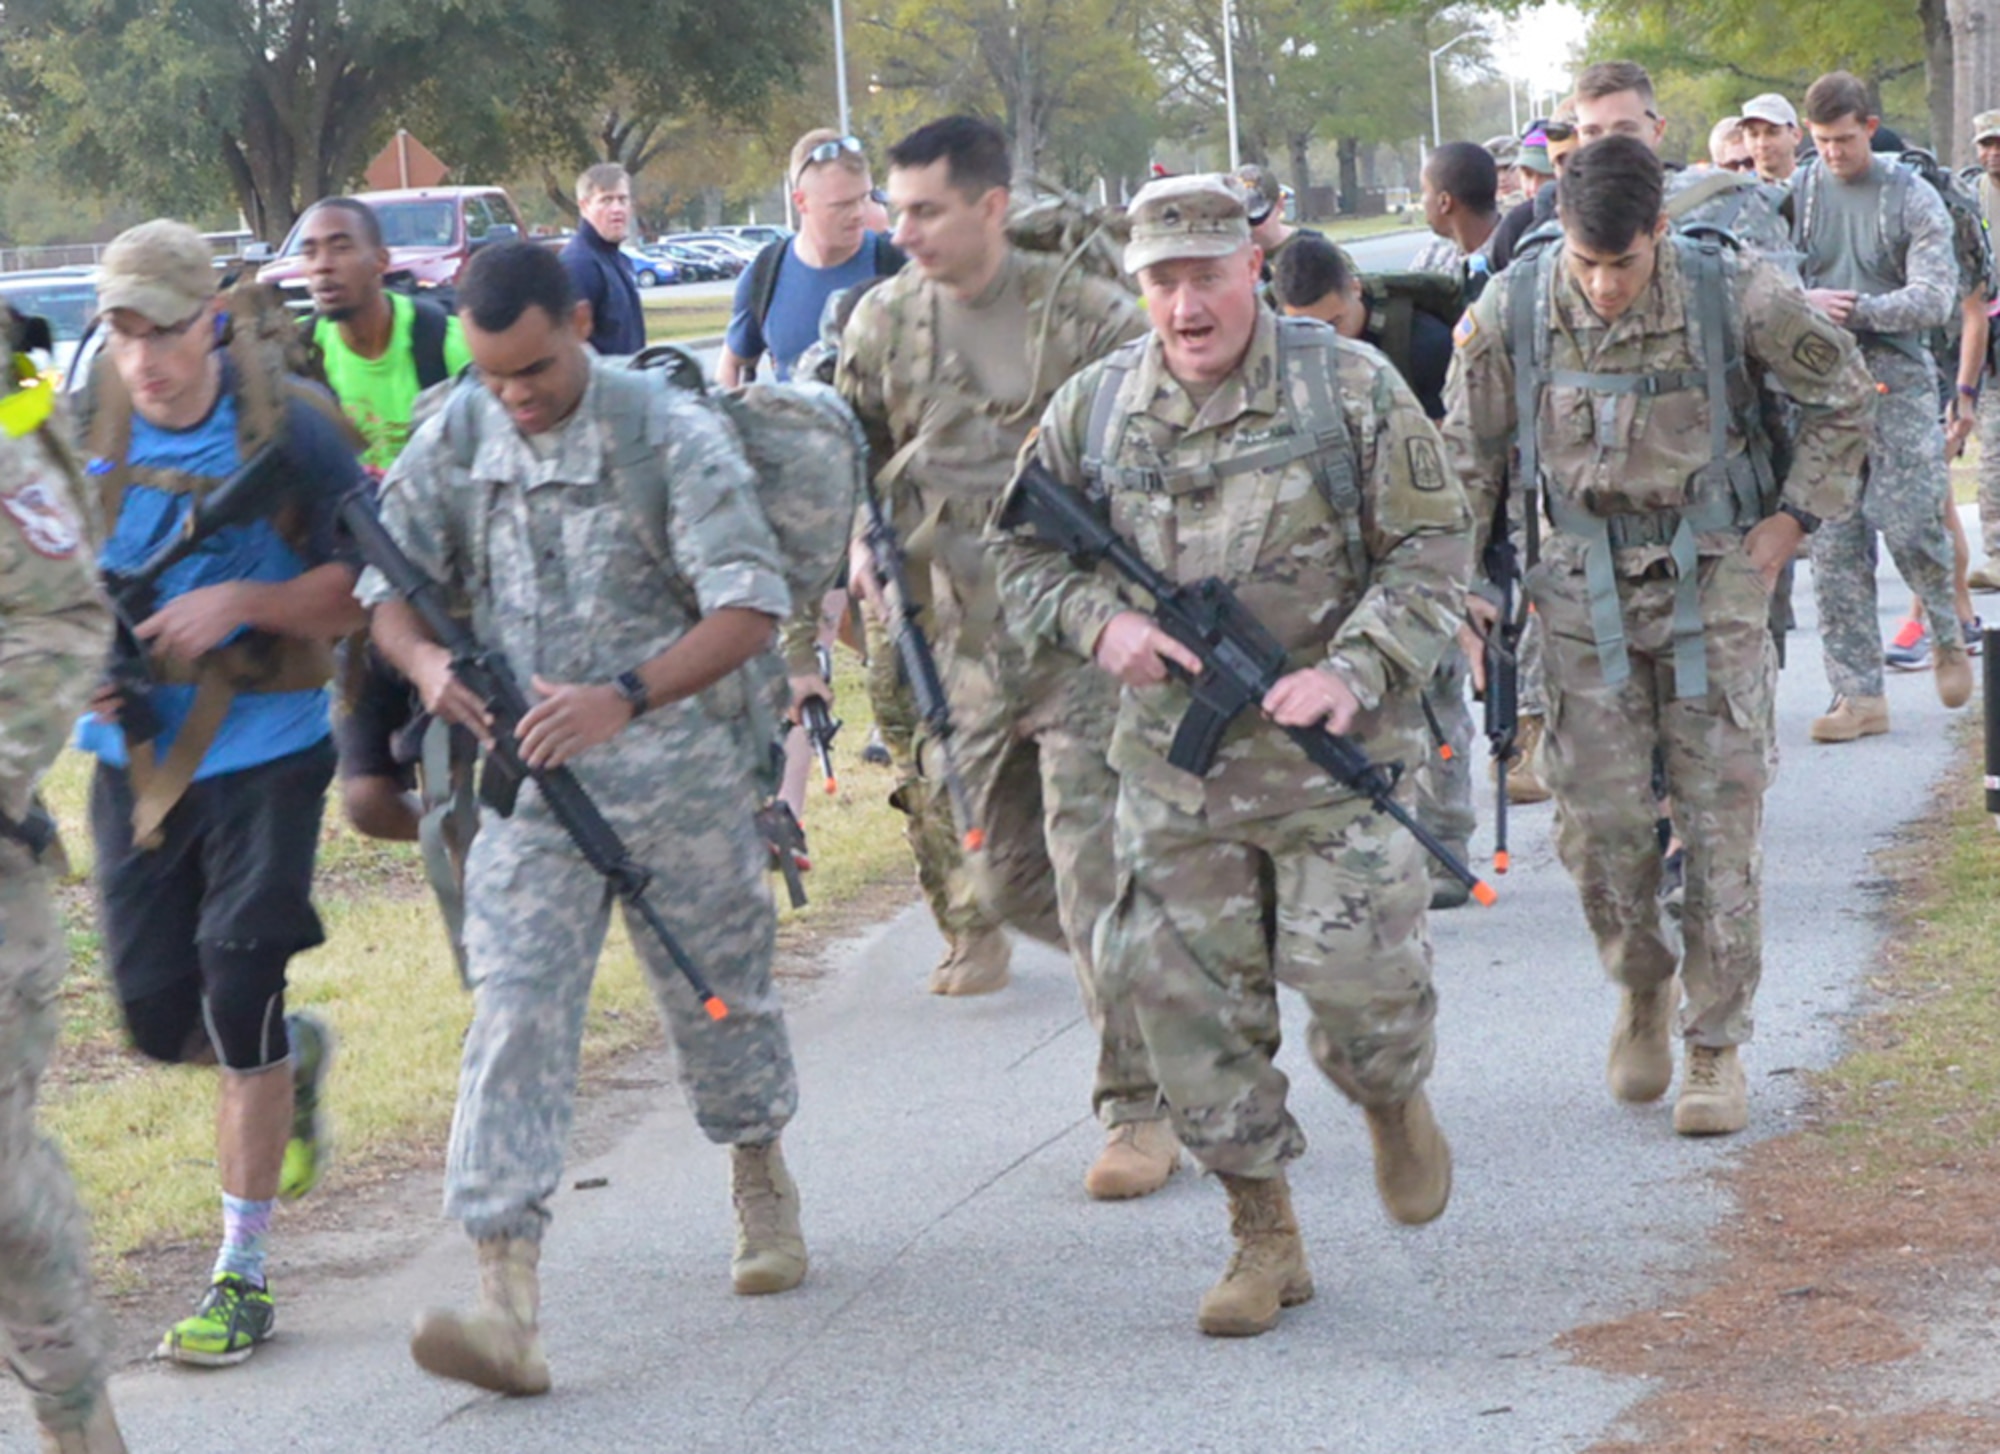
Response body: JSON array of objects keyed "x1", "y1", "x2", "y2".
[
  {"x1": 1428, "y1": 30, "x2": 1480, "y2": 148},
  {"x1": 1222, "y1": 0, "x2": 1241, "y2": 169},
  {"x1": 831, "y1": 0, "x2": 851, "y2": 135}
]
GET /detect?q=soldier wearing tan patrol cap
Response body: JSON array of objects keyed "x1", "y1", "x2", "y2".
[{"x1": 995, "y1": 171, "x2": 1473, "y2": 1337}]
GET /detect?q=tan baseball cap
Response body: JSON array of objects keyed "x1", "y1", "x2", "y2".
[
  {"x1": 96, "y1": 219, "x2": 217, "y2": 328},
  {"x1": 1740, "y1": 93, "x2": 1798, "y2": 129},
  {"x1": 1975, "y1": 109, "x2": 2000, "y2": 143},
  {"x1": 1124, "y1": 175, "x2": 1251, "y2": 274}
]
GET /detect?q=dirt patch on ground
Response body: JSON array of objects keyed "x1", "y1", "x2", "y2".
[{"x1": 1567, "y1": 788, "x2": 2000, "y2": 1452}]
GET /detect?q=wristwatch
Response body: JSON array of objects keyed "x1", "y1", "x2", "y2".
[
  {"x1": 614, "y1": 669, "x2": 650, "y2": 719},
  {"x1": 1777, "y1": 503, "x2": 1820, "y2": 535}
]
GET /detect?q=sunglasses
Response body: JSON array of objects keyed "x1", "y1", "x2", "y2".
[
  {"x1": 1536, "y1": 119, "x2": 1577, "y2": 142},
  {"x1": 1721, "y1": 157, "x2": 1757, "y2": 172},
  {"x1": 795, "y1": 135, "x2": 864, "y2": 185}
]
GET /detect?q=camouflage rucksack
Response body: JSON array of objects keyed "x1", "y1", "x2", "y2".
[{"x1": 1007, "y1": 180, "x2": 1134, "y2": 289}]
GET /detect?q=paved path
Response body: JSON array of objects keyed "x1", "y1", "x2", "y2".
[{"x1": 19, "y1": 521, "x2": 1976, "y2": 1453}]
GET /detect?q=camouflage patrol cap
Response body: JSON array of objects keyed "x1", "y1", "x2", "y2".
[
  {"x1": 1125, "y1": 174, "x2": 1252, "y2": 274},
  {"x1": 97, "y1": 219, "x2": 216, "y2": 328},
  {"x1": 1975, "y1": 110, "x2": 2000, "y2": 143},
  {"x1": 1230, "y1": 164, "x2": 1283, "y2": 225}
]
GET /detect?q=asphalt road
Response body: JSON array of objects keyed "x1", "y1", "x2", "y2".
[{"x1": 39, "y1": 502, "x2": 1970, "y2": 1453}]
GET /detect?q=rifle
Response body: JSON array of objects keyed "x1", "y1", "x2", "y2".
[
  {"x1": 97, "y1": 441, "x2": 284, "y2": 747},
  {"x1": 755, "y1": 799, "x2": 811, "y2": 909},
  {"x1": 338, "y1": 489, "x2": 730, "y2": 1021},
  {"x1": 800, "y1": 642, "x2": 841, "y2": 794},
  {"x1": 858, "y1": 479, "x2": 984, "y2": 853},
  {"x1": 1000, "y1": 460, "x2": 1494, "y2": 906},
  {"x1": 1477, "y1": 533, "x2": 1523, "y2": 875}
]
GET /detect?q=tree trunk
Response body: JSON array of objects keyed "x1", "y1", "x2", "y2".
[
  {"x1": 1921, "y1": 0, "x2": 1956, "y2": 158},
  {"x1": 1287, "y1": 132, "x2": 1311, "y2": 208},
  {"x1": 1949, "y1": 0, "x2": 1998, "y2": 165},
  {"x1": 1337, "y1": 136, "x2": 1361, "y2": 216}
]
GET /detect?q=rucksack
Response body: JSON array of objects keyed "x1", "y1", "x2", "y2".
[
  {"x1": 745, "y1": 231, "x2": 905, "y2": 336},
  {"x1": 1079, "y1": 316, "x2": 1370, "y2": 586},
  {"x1": 1358, "y1": 270, "x2": 1465, "y2": 386},
  {"x1": 1501, "y1": 233, "x2": 1777, "y2": 700},
  {"x1": 1007, "y1": 181, "x2": 1134, "y2": 287},
  {"x1": 305, "y1": 295, "x2": 454, "y2": 390}
]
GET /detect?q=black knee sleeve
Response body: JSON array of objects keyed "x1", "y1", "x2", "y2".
[{"x1": 196, "y1": 944, "x2": 292, "y2": 1070}]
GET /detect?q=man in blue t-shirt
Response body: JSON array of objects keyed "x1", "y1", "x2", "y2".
[
  {"x1": 77, "y1": 219, "x2": 366, "y2": 1368},
  {"x1": 719, "y1": 129, "x2": 904, "y2": 385}
]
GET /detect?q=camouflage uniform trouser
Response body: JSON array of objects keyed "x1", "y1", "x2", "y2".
[
  {"x1": 0, "y1": 843, "x2": 108, "y2": 1433},
  {"x1": 862, "y1": 609, "x2": 1004, "y2": 947},
  {"x1": 1811, "y1": 347, "x2": 1956, "y2": 699},
  {"x1": 935, "y1": 639, "x2": 1162, "y2": 1126},
  {"x1": 1103, "y1": 784, "x2": 1436, "y2": 1179},
  {"x1": 1532, "y1": 547, "x2": 1776, "y2": 1047},
  {"x1": 1980, "y1": 385, "x2": 2000, "y2": 558},
  {"x1": 445, "y1": 760, "x2": 797, "y2": 1243},
  {"x1": 1415, "y1": 643, "x2": 1475, "y2": 860}
]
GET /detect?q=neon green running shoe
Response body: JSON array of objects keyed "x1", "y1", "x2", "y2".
[
  {"x1": 158, "y1": 1273, "x2": 274, "y2": 1367},
  {"x1": 279, "y1": 1011, "x2": 334, "y2": 1202}
]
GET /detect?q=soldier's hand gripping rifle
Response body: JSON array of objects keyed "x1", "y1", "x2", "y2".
[
  {"x1": 337, "y1": 490, "x2": 730, "y2": 1021},
  {"x1": 1001, "y1": 460, "x2": 1495, "y2": 906},
  {"x1": 1477, "y1": 534, "x2": 1523, "y2": 875},
  {"x1": 800, "y1": 642, "x2": 841, "y2": 795},
  {"x1": 858, "y1": 479, "x2": 984, "y2": 853},
  {"x1": 97, "y1": 441, "x2": 285, "y2": 749}
]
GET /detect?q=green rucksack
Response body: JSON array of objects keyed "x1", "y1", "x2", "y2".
[{"x1": 1357, "y1": 270, "x2": 1465, "y2": 387}]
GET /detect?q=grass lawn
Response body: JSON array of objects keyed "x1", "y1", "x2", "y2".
[
  {"x1": 1306, "y1": 213, "x2": 1426, "y2": 242},
  {"x1": 38, "y1": 649, "x2": 910, "y2": 1288},
  {"x1": 643, "y1": 296, "x2": 734, "y2": 343}
]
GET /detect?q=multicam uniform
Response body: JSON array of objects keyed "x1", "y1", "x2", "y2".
[
  {"x1": 837, "y1": 249, "x2": 1165, "y2": 1129},
  {"x1": 358, "y1": 360, "x2": 799, "y2": 1242},
  {"x1": 996, "y1": 309, "x2": 1473, "y2": 1176},
  {"x1": 0, "y1": 388, "x2": 115, "y2": 1438},
  {"x1": 1792, "y1": 155, "x2": 1960, "y2": 699},
  {"x1": 1442, "y1": 240, "x2": 1871, "y2": 1053}
]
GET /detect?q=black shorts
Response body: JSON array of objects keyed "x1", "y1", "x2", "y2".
[
  {"x1": 91, "y1": 737, "x2": 337, "y2": 1002},
  {"x1": 334, "y1": 643, "x2": 420, "y2": 786}
]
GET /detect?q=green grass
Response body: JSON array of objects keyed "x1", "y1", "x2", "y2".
[
  {"x1": 643, "y1": 297, "x2": 733, "y2": 343},
  {"x1": 1306, "y1": 213, "x2": 1426, "y2": 242},
  {"x1": 38, "y1": 649, "x2": 910, "y2": 1285}
]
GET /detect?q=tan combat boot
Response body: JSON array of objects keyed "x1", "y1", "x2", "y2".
[
  {"x1": 1934, "y1": 645, "x2": 1973, "y2": 709},
  {"x1": 409, "y1": 1238, "x2": 551, "y2": 1395},
  {"x1": 928, "y1": 927, "x2": 1011, "y2": 996},
  {"x1": 1673, "y1": 1045, "x2": 1748, "y2": 1136},
  {"x1": 1606, "y1": 982, "x2": 1677, "y2": 1103},
  {"x1": 1809, "y1": 694, "x2": 1889, "y2": 743},
  {"x1": 1504, "y1": 714, "x2": 1552, "y2": 805},
  {"x1": 1196, "y1": 1171, "x2": 1315, "y2": 1337},
  {"x1": 1083, "y1": 1119, "x2": 1181, "y2": 1200},
  {"x1": 731, "y1": 1140, "x2": 807, "y2": 1294},
  {"x1": 38, "y1": 1399, "x2": 127, "y2": 1454},
  {"x1": 1967, "y1": 564, "x2": 2000, "y2": 593},
  {"x1": 1363, "y1": 1090, "x2": 1453, "y2": 1225}
]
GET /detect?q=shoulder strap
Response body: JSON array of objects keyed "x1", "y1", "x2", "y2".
[
  {"x1": 1080, "y1": 338, "x2": 1147, "y2": 488},
  {"x1": 409, "y1": 298, "x2": 452, "y2": 389},
  {"x1": 749, "y1": 239, "x2": 789, "y2": 331},
  {"x1": 1506, "y1": 251, "x2": 1556, "y2": 566},
  {"x1": 871, "y1": 233, "x2": 908, "y2": 276},
  {"x1": 1274, "y1": 321, "x2": 1368, "y2": 587}
]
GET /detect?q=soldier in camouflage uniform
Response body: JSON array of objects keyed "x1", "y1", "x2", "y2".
[
  {"x1": 360, "y1": 243, "x2": 804, "y2": 1396},
  {"x1": 839, "y1": 116, "x2": 1179, "y2": 1202},
  {"x1": 1442, "y1": 137, "x2": 1872, "y2": 1136},
  {"x1": 1967, "y1": 109, "x2": 2000, "y2": 587},
  {"x1": 1791, "y1": 72, "x2": 1968, "y2": 739},
  {"x1": 0, "y1": 320, "x2": 127, "y2": 1452},
  {"x1": 996, "y1": 175, "x2": 1472, "y2": 1337}
]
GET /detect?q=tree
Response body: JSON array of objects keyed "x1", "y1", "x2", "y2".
[{"x1": 0, "y1": 0, "x2": 819, "y2": 242}]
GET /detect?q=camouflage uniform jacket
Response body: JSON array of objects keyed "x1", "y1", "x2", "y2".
[
  {"x1": 995, "y1": 311, "x2": 1473, "y2": 826},
  {"x1": 1794, "y1": 156, "x2": 1958, "y2": 340},
  {"x1": 1442, "y1": 240, "x2": 1872, "y2": 578},
  {"x1": 1, "y1": 416, "x2": 110, "y2": 821},
  {"x1": 836, "y1": 248, "x2": 1146, "y2": 617},
  {"x1": 356, "y1": 359, "x2": 792, "y2": 800}
]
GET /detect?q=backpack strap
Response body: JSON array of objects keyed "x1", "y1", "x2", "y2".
[
  {"x1": 1080, "y1": 338, "x2": 1146, "y2": 491},
  {"x1": 748, "y1": 238, "x2": 789, "y2": 334},
  {"x1": 409, "y1": 298, "x2": 452, "y2": 389},
  {"x1": 870, "y1": 232, "x2": 908, "y2": 276}
]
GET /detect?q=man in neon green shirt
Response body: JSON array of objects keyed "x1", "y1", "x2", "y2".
[
  {"x1": 300, "y1": 197, "x2": 473, "y2": 843},
  {"x1": 300, "y1": 197, "x2": 473, "y2": 478}
]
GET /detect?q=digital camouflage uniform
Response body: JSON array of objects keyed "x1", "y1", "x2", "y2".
[
  {"x1": 1793, "y1": 157, "x2": 1960, "y2": 699},
  {"x1": 1442, "y1": 241, "x2": 1872, "y2": 1047},
  {"x1": 0, "y1": 399, "x2": 115, "y2": 1434},
  {"x1": 359, "y1": 360, "x2": 799, "y2": 1242},
  {"x1": 996, "y1": 310, "x2": 1474, "y2": 1177},
  {"x1": 1973, "y1": 170, "x2": 2000, "y2": 558},
  {"x1": 837, "y1": 249, "x2": 1165, "y2": 1127}
]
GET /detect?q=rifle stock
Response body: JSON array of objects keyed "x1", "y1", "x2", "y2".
[
  {"x1": 1002, "y1": 460, "x2": 1494, "y2": 906},
  {"x1": 338, "y1": 489, "x2": 731, "y2": 1020}
]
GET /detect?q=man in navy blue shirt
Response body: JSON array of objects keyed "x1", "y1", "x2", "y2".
[
  {"x1": 78, "y1": 219, "x2": 366, "y2": 1368},
  {"x1": 719, "y1": 130, "x2": 902, "y2": 386},
  {"x1": 559, "y1": 164, "x2": 646, "y2": 355}
]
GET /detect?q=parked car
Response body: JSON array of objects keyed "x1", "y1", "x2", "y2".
[
  {"x1": 622, "y1": 246, "x2": 679, "y2": 288},
  {"x1": 718, "y1": 225, "x2": 792, "y2": 249},
  {"x1": 646, "y1": 243, "x2": 728, "y2": 283},
  {"x1": 252, "y1": 186, "x2": 526, "y2": 305},
  {"x1": 669, "y1": 232, "x2": 764, "y2": 262},
  {"x1": 0, "y1": 266, "x2": 99, "y2": 376},
  {"x1": 656, "y1": 239, "x2": 747, "y2": 277}
]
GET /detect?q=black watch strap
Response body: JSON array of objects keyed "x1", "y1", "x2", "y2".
[
  {"x1": 615, "y1": 669, "x2": 650, "y2": 718},
  {"x1": 1778, "y1": 503, "x2": 1819, "y2": 535}
]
